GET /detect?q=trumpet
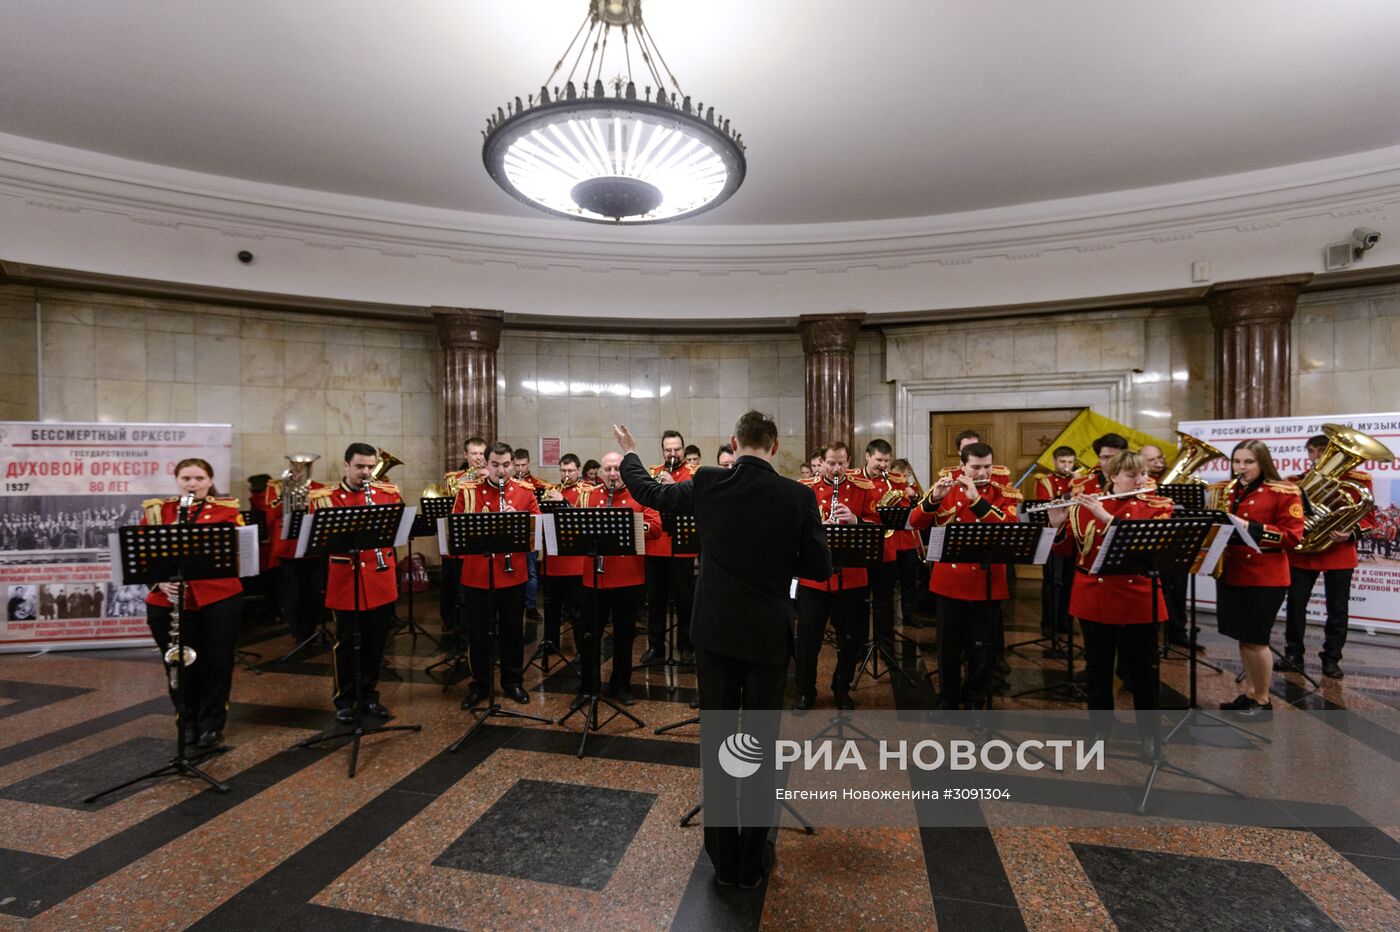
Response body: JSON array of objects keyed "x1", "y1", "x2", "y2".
[
  {"x1": 362, "y1": 482, "x2": 391, "y2": 572},
  {"x1": 1023, "y1": 488, "x2": 1144, "y2": 512}
]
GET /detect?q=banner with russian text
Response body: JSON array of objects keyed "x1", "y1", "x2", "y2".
[
  {"x1": 1177, "y1": 412, "x2": 1400, "y2": 634},
  {"x1": 0, "y1": 422, "x2": 233, "y2": 652}
]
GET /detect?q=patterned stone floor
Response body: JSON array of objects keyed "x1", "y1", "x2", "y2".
[{"x1": 0, "y1": 585, "x2": 1397, "y2": 930}]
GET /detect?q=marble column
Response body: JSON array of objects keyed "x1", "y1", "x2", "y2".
[
  {"x1": 432, "y1": 307, "x2": 503, "y2": 471},
  {"x1": 1207, "y1": 275, "x2": 1310, "y2": 419},
  {"x1": 798, "y1": 313, "x2": 866, "y2": 453}
]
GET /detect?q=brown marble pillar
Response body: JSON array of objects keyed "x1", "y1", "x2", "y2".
[
  {"x1": 1206, "y1": 275, "x2": 1310, "y2": 419},
  {"x1": 432, "y1": 307, "x2": 503, "y2": 471},
  {"x1": 798, "y1": 313, "x2": 866, "y2": 453}
]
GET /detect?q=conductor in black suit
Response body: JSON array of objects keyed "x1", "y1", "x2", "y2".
[{"x1": 616, "y1": 411, "x2": 832, "y2": 888}]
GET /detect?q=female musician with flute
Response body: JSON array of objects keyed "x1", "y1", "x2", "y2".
[
  {"x1": 1210, "y1": 440, "x2": 1305, "y2": 715},
  {"x1": 141, "y1": 458, "x2": 245, "y2": 749},
  {"x1": 1047, "y1": 451, "x2": 1170, "y2": 750}
]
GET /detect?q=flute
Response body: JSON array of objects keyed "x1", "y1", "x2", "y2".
[{"x1": 1024, "y1": 488, "x2": 1144, "y2": 513}]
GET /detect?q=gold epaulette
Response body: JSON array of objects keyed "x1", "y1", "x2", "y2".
[
  {"x1": 142, "y1": 498, "x2": 166, "y2": 524},
  {"x1": 887, "y1": 470, "x2": 906, "y2": 482},
  {"x1": 308, "y1": 487, "x2": 334, "y2": 505},
  {"x1": 846, "y1": 474, "x2": 875, "y2": 490},
  {"x1": 1265, "y1": 480, "x2": 1300, "y2": 494},
  {"x1": 800, "y1": 476, "x2": 819, "y2": 487},
  {"x1": 937, "y1": 466, "x2": 957, "y2": 479},
  {"x1": 991, "y1": 482, "x2": 1023, "y2": 502},
  {"x1": 991, "y1": 465, "x2": 1011, "y2": 477},
  {"x1": 369, "y1": 480, "x2": 400, "y2": 495},
  {"x1": 1140, "y1": 493, "x2": 1174, "y2": 507},
  {"x1": 510, "y1": 477, "x2": 534, "y2": 490},
  {"x1": 1207, "y1": 479, "x2": 1231, "y2": 490},
  {"x1": 208, "y1": 496, "x2": 241, "y2": 509}
]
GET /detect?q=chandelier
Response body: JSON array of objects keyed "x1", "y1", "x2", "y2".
[{"x1": 481, "y1": 0, "x2": 746, "y2": 224}]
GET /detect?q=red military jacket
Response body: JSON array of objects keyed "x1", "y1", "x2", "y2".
[
  {"x1": 543, "y1": 481, "x2": 593, "y2": 577},
  {"x1": 798, "y1": 474, "x2": 880, "y2": 591},
  {"x1": 863, "y1": 467, "x2": 919, "y2": 561},
  {"x1": 1035, "y1": 472, "x2": 1076, "y2": 502},
  {"x1": 265, "y1": 478, "x2": 328, "y2": 566},
  {"x1": 1287, "y1": 469, "x2": 1376, "y2": 571},
  {"x1": 453, "y1": 478, "x2": 541, "y2": 589},
  {"x1": 645, "y1": 461, "x2": 697, "y2": 557},
  {"x1": 909, "y1": 479, "x2": 1021, "y2": 601},
  {"x1": 313, "y1": 480, "x2": 402, "y2": 611},
  {"x1": 1053, "y1": 493, "x2": 1172, "y2": 624},
  {"x1": 579, "y1": 483, "x2": 661, "y2": 589},
  {"x1": 1211, "y1": 478, "x2": 1305, "y2": 588},
  {"x1": 1070, "y1": 470, "x2": 1107, "y2": 497},
  {"x1": 142, "y1": 496, "x2": 245, "y2": 610}
]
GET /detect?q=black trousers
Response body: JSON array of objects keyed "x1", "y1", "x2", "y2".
[
  {"x1": 937, "y1": 597, "x2": 997, "y2": 708},
  {"x1": 578, "y1": 584, "x2": 640, "y2": 694},
  {"x1": 871, "y1": 553, "x2": 921, "y2": 648},
  {"x1": 439, "y1": 557, "x2": 462, "y2": 635},
  {"x1": 463, "y1": 583, "x2": 526, "y2": 690},
  {"x1": 543, "y1": 573, "x2": 583, "y2": 647},
  {"x1": 1079, "y1": 619, "x2": 1160, "y2": 714},
  {"x1": 147, "y1": 594, "x2": 242, "y2": 735},
  {"x1": 1285, "y1": 567, "x2": 1353, "y2": 662},
  {"x1": 276, "y1": 557, "x2": 327, "y2": 640},
  {"x1": 794, "y1": 586, "x2": 867, "y2": 700},
  {"x1": 331, "y1": 602, "x2": 393, "y2": 710},
  {"x1": 695, "y1": 646, "x2": 786, "y2": 886},
  {"x1": 645, "y1": 555, "x2": 694, "y2": 652},
  {"x1": 1040, "y1": 553, "x2": 1074, "y2": 638},
  {"x1": 1161, "y1": 569, "x2": 1189, "y2": 640}
]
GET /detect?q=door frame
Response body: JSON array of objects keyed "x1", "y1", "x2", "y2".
[{"x1": 895, "y1": 371, "x2": 1135, "y2": 484}]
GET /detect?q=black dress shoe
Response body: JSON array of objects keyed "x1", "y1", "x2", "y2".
[
  {"x1": 365, "y1": 702, "x2": 392, "y2": 719},
  {"x1": 613, "y1": 688, "x2": 636, "y2": 706},
  {"x1": 1275, "y1": 653, "x2": 1305, "y2": 672},
  {"x1": 1236, "y1": 698, "x2": 1273, "y2": 717},
  {"x1": 689, "y1": 696, "x2": 700, "y2": 709},
  {"x1": 182, "y1": 725, "x2": 198, "y2": 745},
  {"x1": 793, "y1": 694, "x2": 814, "y2": 712},
  {"x1": 1321, "y1": 658, "x2": 1344, "y2": 680},
  {"x1": 525, "y1": 607, "x2": 542, "y2": 622},
  {"x1": 834, "y1": 692, "x2": 856, "y2": 711},
  {"x1": 992, "y1": 656, "x2": 1011, "y2": 676},
  {"x1": 1219, "y1": 694, "x2": 1252, "y2": 710},
  {"x1": 638, "y1": 647, "x2": 664, "y2": 664},
  {"x1": 505, "y1": 685, "x2": 530, "y2": 705},
  {"x1": 1140, "y1": 735, "x2": 1162, "y2": 760},
  {"x1": 196, "y1": 730, "x2": 222, "y2": 749},
  {"x1": 461, "y1": 685, "x2": 488, "y2": 710},
  {"x1": 335, "y1": 706, "x2": 356, "y2": 724},
  {"x1": 680, "y1": 648, "x2": 696, "y2": 664}
]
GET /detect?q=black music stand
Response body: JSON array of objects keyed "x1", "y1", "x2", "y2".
[
  {"x1": 923, "y1": 522, "x2": 1053, "y2": 708},
  {"x1": 843, "y1": 518, "x2": 917, "y2": 689},
  {"x1": 639, "y1": 513, "x2": 700, "y2": 686},
  {"x1": 552, "y1": 507, "x2": 649, "y2": 757},
  {"x1": 1090, "y1": 517, "x2": 1246, "y2": 814},
  {"x1": 228, "y1": 508, "x2": 267, "y2": 673},
  {"x1": 524, "y1": 501, "x2": 582, "y2": 677},
  {"x1": 393, "y1": 496, "x2": 448, "y2": 648},
  {"x1": 1006, "y1": 500, "x2": 1076, "y2": 659},
  {"x1": 292, "y1": 503, "x2": 421, "y2": 778},
  {"x1": 421, "y1": 498, "x2": 472, "y2": 685},
  {"x1": 256, "y1": 506, "x2": 334, "y2": 670},
  {"x1": 86, "y1": 522, "x2": 247, "y2": 803},
  {"x1": 445, "y1": 511, "x2": 552, "y2": 753},
  {"x1": 870, "y1": 502, "x2": 924, "y2": 649}
]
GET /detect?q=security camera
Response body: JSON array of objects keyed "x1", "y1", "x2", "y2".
[
  {"x1": 1352, "y1": 228, "x2": 1381, "y2": 252},
  {"x1": 237, "y1": 250, "x2": 254, "y2": 264}
]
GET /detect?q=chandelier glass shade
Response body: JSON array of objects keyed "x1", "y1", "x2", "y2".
[{"x1": 481, "y1": 1, "x2": 746, "y2": 224}]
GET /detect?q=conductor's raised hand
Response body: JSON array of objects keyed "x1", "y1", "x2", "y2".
[{"x1": 612, "y1": 424, "x2": 636, "y2": 454}]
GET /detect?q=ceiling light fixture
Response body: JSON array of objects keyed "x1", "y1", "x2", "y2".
[{"x1": 482, "y1": 0, "x2": 746, "y2": 224}]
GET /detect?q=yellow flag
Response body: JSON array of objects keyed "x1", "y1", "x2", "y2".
[{"x1": 1034, "y1": 409, "x2": 1175, "y2": 473}]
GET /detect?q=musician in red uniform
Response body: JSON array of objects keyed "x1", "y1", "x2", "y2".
[
  {"x1": 265, "y1": 458, "x2": 328, "y2": 645},
  {"x1": 540, "y1": 453, "x2": 590, "y2": 657},
  {"x1": 511, "y1": 447, "x2": 549, "y2": 624},
  {"x1": 441, "y1": 436, "x2": 487, "y2": 646},
  {"x1": 863, "y1": 439, "x2": 920, "y2": 661},
  {"x1": 143, "y1": 458, "x2": 245, "y2": 748},
  {"x1": 455, "y1": 442, "x2": 542, "y2": 709},
  {"x1": 910, "y1": 442, "x2": 1021, "y2": 710},
  {"x1": 1211, "y1": 440, "x2": 1305, "y2": 714},
  {"x1": 1283, "y1": 434, "x2": 1376, "y2": 679},
  {"x1": 641, "y1": 429, "x2": 698, "y2": 665},
  {"x1": 1071, "y1": 433, "x2": 1128, "y2": 497},
  {"x1": 1036, "y1": 444, "x2": 1079, "y2": 644},
  {"x1": 311, "y1": 443, "x2": 403, "y2": 723},
  {"x1": 795, "y1": 442, "x2": 879, "y2": 711},
  {"x1": 1049, "y1": 451, "x2": 1171, "y2": 750},
  {"x1": 577, "y1": 452, "x2": 662, "y2": 704}
]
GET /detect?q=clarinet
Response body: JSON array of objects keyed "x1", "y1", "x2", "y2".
[
  {"x1": 827, "y1": 474, "x2": 844, "y2": 524},
  {"x1": 597, "y1": 484, "x2": 617, "y2": 576},
  {"x1": 362, "y1": 481, "x2": 390, "y2": 572},
  {"x1": 497, "y1": 479, "x2": 515, "y2": 574},
  {"x1": 163, "y1": 493, "x2": 197, "y2": 689}
]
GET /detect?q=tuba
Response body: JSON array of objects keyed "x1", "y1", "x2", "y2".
[
  {"x1": 422, "y1": 482, "x2": 450, "y2": 498},
  {"x1": 1159, "y1": 431, "x2": 1227, "y2": 487},
  {"x1": 370, "y1": 448, "x2": 403, "y2": 482},
  {"x1": 1295, "y1": 424, "x2": 1394, "y2": 554},
  {"x1": 280, "y1": 453, "x2": 320, "y2": 512}
]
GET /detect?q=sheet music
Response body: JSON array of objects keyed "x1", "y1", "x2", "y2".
[
  {"x1": 1089, "y1": 526, "x2": 1117, "y2": 575},
  {"x1": 295, "y1": 511, "x2": 315, "y2": 558},
  {"x1": 1033, "y1": 526, "x2": 1057, "y2": 565},
  {"x1": 540, "y1": 513, "x2": 558, "y2": 556},
  {"x1": 925, "y1": 526, "x2": 945, "y2": 562},
  {"x1": 1226, "y1": 513, "x2": 1262, "y2": 552},
  {"x1": 437, "y1": 516, "x2": 449, "y2": 555},
  {"x1": 1194, "y1": 524, "x2": 1234, "y2": 576},
  {"x1": 237, "y1": 525, "x2": 260, "y2": 577},
  {"x1": 394, "y1": 506, "x2": 416, "y2": 548},
  {"x1": 279, "y1": 509, "x2": 301, "y2": 541},
  {"x1": 633, "y1": 511, "x2": 646, "y2": 555}
]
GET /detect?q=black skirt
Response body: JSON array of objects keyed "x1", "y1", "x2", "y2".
[{"x1": 1216, "y1": 582, "x2": 1287, "y2": 646}]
